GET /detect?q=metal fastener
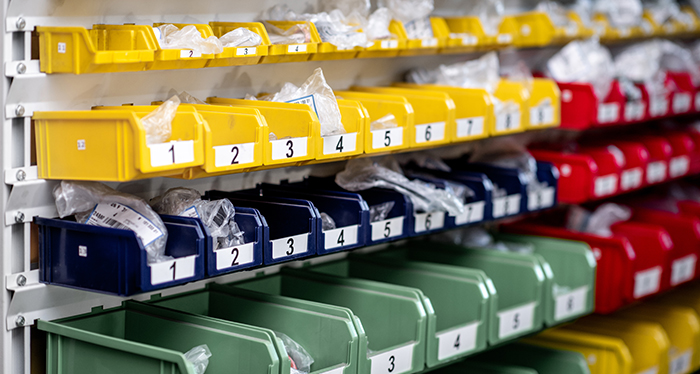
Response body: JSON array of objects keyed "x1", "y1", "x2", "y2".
[
  {"x1": 15, "y1": 105, "x2": 25, "y2": 117},
  {"x1": 15, "y1": 212, "x2": 24, "y2": 224},
  {"x1": 15, "y1": 169, "x2": 25, "y2": 181},
  {"x1": 15, "y1": 315, "x2": 25, "y2": 327},
  {"x1": 17, "y1": 275, "x2": 26, "y2": 287},
  {"x1": 16, "y1": 63, "x2": 26, "y2": 75},
  {"x1": 16, "y1": 18, "x2": 26, "y2": 30}
]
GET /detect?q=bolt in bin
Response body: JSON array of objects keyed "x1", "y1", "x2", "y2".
[
  {"x1": 138, "y1": 24, "x2": 217, "y2": 70},
  {"x1": 380, "y1": 241, "x2": 545, "y2": 344},
  {"x1": 38, "y1": 300, "x2": 289, "y2": 374},
  {"x1": 394, "y1": 17, "x2": 446, "y2": 56},
  {"x1": 498, "y1": 12, "x2": 587, "y2": 47},
  {"x1": 434, "y1": 361, "x2": 538, "y2": 374},
  {"x1": 36, "y1": 216, "x2": 205, "y2": 296},
  {"x1": 493, "y1": 233, "x2": 596, "y2": 325},
  {"x1": 233, "y1": 268, "x2": 430, "y2": 374},
  {"x1": 310, "y1": 255, "x2": 493, "y2": 366},
  {"x1": 150, "y1": 284, "x2": 363, "y2": 374},
  {"x1": 259, "y1": 21, "x2": 319, "y2": 64},
  {"x1": 556, "y1": 80, "x2": 626, "y2": 130},
  {"x1": 205, "y1": 191, "x2": 318, "y2": 265},
  {"x1": 160, "y1": 207, "x2": 265, "y2": 277},
  {"x1": 207, "y1": 22, "x2": 269, "y2": 67},
  {"x1": 470, "y1": 343, "x2": 591, "y2": 374}
]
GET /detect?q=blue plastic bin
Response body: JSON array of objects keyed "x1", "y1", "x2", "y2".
[{"x1": 527, "y1": 161, "x2": 559, "y2": 212}]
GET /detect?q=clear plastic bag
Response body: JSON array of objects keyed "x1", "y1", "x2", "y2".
[
  {"x1": 499, "y1": 48, "x2": 534, "y2": 90},
  {"x1": 142, "y1": 95, "x2": 180, "y2": 145},
  {"x1": 320, "y1": 0, "x2": 371, "y2": 18},
  {"x1": 365, "y1": 8, "x2": 394, "y2": 41},
  {"x1": 320, "y1": 212, "x2": 337, "y2": 230},
  {"x1": 184, "y1": 344, "x2": 212, "y2": 374},
  {"x1": 545, "y1": 39, "x2": 615, "y2": 99},
  {"x1": 566, "y1": 203, "x2": 631, "y2": 237},
  {"x1": 274, "y1": 332, "x2": 314, "y2": 374},
  {"x1": 614, "y1": 39, "x2": 700, "y2": 88},
  {"x1": 53, "y1": 181, "x2": 170, "y2": 264},
  {"x1": 407, "y1": 52, "x2": 501, "y2": 93},
  {"x1": 643, "y1": 0, "x2": 692, "y2": 27},
  {"x1": 296, "y1": 10, "x2": 372, "y2": 49},
  {"x1": 336, "y1": 158, "x2": 465, "y2": 215},
  {"x1": 369, "y1": 201, "x2": 395, "y2": 222},
  {"x1": 469, "y1": 0, "x2": 504, "y2": 36},
  {"x1": 592, "y1": 0, "x2": 644, "y2": 28},
  {"x1": 156, "y1": 24, "x2": 224, "y2": 55},
  {"x1": 177, "y1": 91, "x2": 207, "y2": 105},
  {"x1": 256, "y1": 68, "x2": 346, "y2": 137},
  {"x1": 263, "y1": 21, "x2": 311, "y2": 45},
  {"x1": 536, "y1": 1, "x2": 578, "y2": 29},
  {"x1": 370, "y1": 114, "x2": 399, "y2": 131},
  {"x1": 380, "y1": 0, "x2": 435, "y2": 39},
  {"x1": 472, "y1": 150, "x2": 540, "y2": 188},
  {"x1": 219, "y1": 27, "x2": 263, "y2": 48}
]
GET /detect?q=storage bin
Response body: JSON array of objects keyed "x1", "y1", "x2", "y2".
[
  {"x1": 310, "y1": 256, "x2": 493, "y2": 366},
  {"x1": 150, "y1": 284, "x2": 363, "y2": 374},
  {"x1": 259, "y1": 21, "x2": 319, "y2": 64},
  {"x1": 666, "y1": 132, "x2": 695, "y2": 179},
  {"x1": 593, "y1": 13, "x2": 648, "y2": 41},
  {"x1": 668, "y1": 72, "x2": 697, "y2": 116},
  {"x1": 314, "y1": 99, "x2": 366, "y2": 161},
  {"x1": 38, "y1": 300, "x2": 288, "y2": 374},
  {"x1": 557, "y1": 80, "x2": 626, "y2": 130},
  {"x1": 33, "y1": 107, "x2": 206, "y2": 181},
  {"x1": 527, "y1": 78, "x2": 562, "y2": 129},
  {"x1": 607, "y1": 141, "x2": 650, "y2": 192},
  {"x1": 35, "y1": 216, "x2": 205, "y2": 296},
  {"x1": 205, "y1": 191, "x2": 318, "y2": 265},
  {"x1": 307, "y1": 22, "x2": 363, "y2": 61},
  {"x1": 207, "y1": 22, "x2": 269, "y2": 67},
  {"x1": 493, "y1": 80, "x2": 529, "y2": 134},
  {"x1": 356, "y1": 21, "x2": 406, "y2": 59},
  {"x1": 634, "y1": 135, "x2": 673, "y2": 186},
  {"x1": 498, "y1": 11, "x2": 588, "y2": 48},
  {"x1": 442, "y1": 17, "x2": 513, "y2": 53},
  {"x1": 394, "y1": 17, "x2": 446, "y2": 56},
  {"x1": 234, "y1": 268, "x2": 430, "y2": 374},
  {"x1": 470, "y1": 343, "x2": 591, "y2": 374},
  {"x1": 141, "y1": 24, "x2": 217, "y2": 70}
]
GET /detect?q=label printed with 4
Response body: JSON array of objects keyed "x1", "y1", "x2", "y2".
[
  {"x1": 323, "y1": 133, "x2": 358, "y2": 155},
  {"x1": 324, "y1": 225, "x2": 359, "y2": 250},
  {"x1": 436, "y1": 322, "x2": 479, "y2": 360}
]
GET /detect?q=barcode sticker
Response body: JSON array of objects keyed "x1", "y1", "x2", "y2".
[
  {"x1": 436, "y1": 322, "x2": 479, "y2": 360},
  {"x1": 236, "y1": 47, "x2": 256, "y2": 56},
  {"x1": 271, "y1": 233, "x2": 309, "y2": 260},
  {"x1": 647, "y1": 161, "x2": 667, "y2": 184},
  {"x1": 650, "y1": 96, "x2": 669, "y2": 117},
  {"x1": 498, "y1": 302, "x2": 536, "y2": 339},
  {"x1": 150, "y1": 255, "x2": 197, "y2": 285},
  {"x1": 270, "y1": 137, "x2": 308, "y2": 160},
  {"x1": 86, "y1": 203, "x2": 164, "y2": 246},
  {"x1": 597, "y1": 103, "x2": 620, "y2": 123},
  {"x1": 621, "y1": 168, "x2": 643, "y2": 191},
  {"x1": 671, "y1": 254, "x2": 697, "y2": 286},
  {"x1": 673, "y1": 93, "x2": 692, "y2": 113},
  {"x1": 454, "y1": 201, "x2": 486, "y2": 225},
  {"x1": 530, "y1": 103, "x2": 555, "y2": 126},
  {"x1": 180, "y1": 49, "x2": 202, "y2": 58},
  {"x1": 493, "y1": 195, "x2": 522, "y2": 218},
  {"x1": 215, "y1": 243, "x2": 255, "y2": 270},
  {"x1": 670, "y1": 349, "x2": 692, "y2": 374},
  {"x1": 287, "y1": 44, "x2": 307, "y2": 53},
  {"x1": 669, "y1": 156, "x2": 690, "y2": 178},
  {"x1": 554, "y1": 286, "x2": 589, "y2": 321},
  {"x1": 371, "y1": 217, "x2": 404, "y2": 241},
  {"x1": 456, "y1": 117, "x2": 485, "y2": 138},
  {"x1": 214, "y1": 143, "x2": 255, "y2": 167},
  {"x1": 324, "y1": 225, "x2": 359, "y2": 250},
  {"x1": 634, "y1": 266, "x2": 662, "y2": 298},
  {"x1": 323, "y1": 133, "x2": 357, "y2": 155},
  {"x1": 414, "y1": 212, "x2": 445, "y2": 233},
  {"x1": 527, "y1": 187, "x2": 556, "y2": 211},
  {"x1": 381, "y1": 40, "x2": 399, "y2": 49},
  {"x1": 624, "y1": 101, "x2": 646, "y2": 122},
  {"x1": 415, "y1": 122, "x2": 445, "y2": 143},
  {"x1": 372, "y1": 127, "x2": 404, "y2": 149},
  {"x1": 496, "y1": 112, "x2": 521, "y2": 132},
  {"x1": 149, "y1": 141, "x2": 196, "y2": 167},
  {"x1": 594, "y1": 174, "x2": 618, "y2": 197},
  {"x1": 369, "y1": 343, "x2": 415, "y2": 374}
]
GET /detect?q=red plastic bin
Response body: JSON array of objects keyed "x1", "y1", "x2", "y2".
[
  {"x1": 634, "y1": 136, "x2": 673, "y2": 186},
  {"x1": 668, "y1": 72, "x2": 696, "y2": 116},
  {"x1": 557, "y1": 80, "x2": 626, "y2": 130},
  {"x1": 665, "y1": 132, "x2": 695, "y2": 179},
  {"x1": 608, "y1": 141, "x2": 649, "y2": 193}
]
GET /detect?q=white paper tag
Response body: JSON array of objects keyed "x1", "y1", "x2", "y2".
[
  {"x1": 323, "y1": 133, "x2": 357, "y2": 155},
  {"x1": 634, "y1": 266, "x2": 662, "y2": 298},
  {"x1": 453, "y1": 201, "x2": 486, "y2": 225},
  {"x1": 372, "y1": 127, "x2": 404, "y2": 149},
  {"x1": 236, "y1": 47, "x2": 256, "y2": 56},
  {"x1": 413, "y1": 212, "x2": 445, "y2": 233},
  {"x1": 530, "y1": 103, "x2": 555, "y2": 126},
  {"x1": 498, "y1": 302, "x2": 536, "y2": 339},
  {"x1": 597, "y1": 103, "x2": 620, "y2": 123},
  {"x1": 673, "y1": 93, "x2": 692, "y2": 114},
  {"x1": 496, "y1": 112, "x2": 521, "y2": 132},
  {"x1": 671, "y1": 254, "x2": 697, "y2": 286},
  {"x1": 270, "y1": 137, "x2": 308, "y2": 160},
  {"x1": 554, "y1": 286, "x2": 589, "y2": 321},
  {"x1": 381, "y1": 40, "x2": 399, "y2": 49},
  {"x1": 415, "y1": 122, "x2": 446, "y2": 143},
  {"x1": 650, "y1": 96, "x2": 669, "y2": 117},
  {"x1": 527, "y1": 187, "x2": 556, "y2": 211},
  {"x1": 497, "y1": 33, "x2": 513, "y2": 43},
  {"x1": 149, "y1": 141, "x2": 195, "y2": 168},
  {"x1": 436, "y1": 322, "x2": 479, "y2": 360},
  {"x1": 421, "y1": 38, "x2": 438, "y2": 47},
  {"x1": 86, "y1": 203, "x2": 164, "y2": 246},
  {"x1": 624, "y1": 101, "x2": 646, "y2": 122},
  {"x1": 58, "y1": 42, "x2": 66, "y2": 54},
  {"x1": 215, "y1": 243, "x2": 255, "y2": 271},
  {"x1": 647, "y1": 161, "x2": 667, "y2": 184},
  {"x1": 594, "y1": 174, "x2": 618, "y2": 197},
  {"x1": 493, "y1": 195, "x2": 522, "y2": 218},
  {"x1": 669, "y1": 156, "x2": 690, "y2": 178},
  {"x1": 214, "y1": 142, "x2": 255, "y2": 167},
  {"x1": 150, "y1": 255, "x2": 197, "y2": 285},
  {"x1": 456, "y1": 117, "x2": 485, "y2": 138},
  {"x1": 287, "y1": 44, "x2": 307, "y2": 53},
  {"x1": 369, "y1": 343, "x2": 415, "y2": 374},
  {"x1": 271, "y1": 233, "x2": 309, "y2": 260},
  {"x1": 180, "y1": 49, "x2": 202, "y2": 58},
  {"x1": 324, "y1": 225, "x2": 359, "y2": 250},
  {"x1": 371, "y1": 217, "x2": 404, "y2": 241},
  {"x1": 670, "y1": 349, "x2": 692, "y2": 374},
  {"x1": 621, "y1": 168, "x2": 643, "y2": 191}
]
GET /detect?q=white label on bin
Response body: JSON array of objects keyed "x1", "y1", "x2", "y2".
[
  {"x1": 180, "y1": 49, "x2": 202, "y2": 58},
  {"x1": 456, "y1": 117, "x2": 485, "y2": 138},
  {"x1": 674, "y1": 93, "x2": 692, "y2": 113},
  {"x1": 498, "y1": 302, "x2": 536, "y2": 339},
  {"x1": 214, "y1": 142, "x2": 256, "y2": 167},
  {"x1": 271, "y1": 233, "x2": 309, "y2": 260},
  {"x1": 77, "y1": 139, "x2": 86, "y2": 150},
  {"x1": 79, "y1": 245, "x2": 88, "y2": 257},
  {"x1": 493, "y1": 195, "x2": 521, "y2": 218},
  {"x1": 236, "y1": 47, "x2": 256, "y2": 56},
  {"x1": 621, "y1": 167, "x2": 643, "y2": 191},
  {"x1": 421, "y1": 38, "x2": 438, "y2": 47},
  {"x1": 530, "y1": 102, "x2": 555, "y2": 126},
  {"x1": 371, "y1": 217, "x2": 404, "y2": 241},
  {"x1": 696, "y1": 92, "x2": 700, "y2": 111},
  {"x1": 288, "y1": 44, "x2": 307, "y2": 53},
  {"x1": 650, "y1": 96, "x2": 669, "y2": 117},
  {"x1": 671, "y1": 254, "x2": 697, "y2": 286},
  {"x1": 149, "y1": 140, "x2": 195, "y2": 167},
  {"x1": 633, "y1": 266, "x2": 662, "y2": 298},
  {"x1": 454, "y1": 201, "x2": 486, "y2": 225},
  {"x1": 554, "y1": 286, "x2": 589, "y2": 321},
  {"x1": 150, "y1": 255, "x2": 197, "y2": 285},
  {"x1": 323, "y1": 132, "x2": 357, "y2": 155},
  {"x1": 437, "y1": 322, "x2": 479, "y2": 360},
  {"x1": 215, "y1": 243, "x2": 255, "y2": 271},
  {"x1": 319, "y1": 367, "x2": 345, "y2": 374},
  {"x1": 647, "y1": 161, "x2": 667, "y2": 184},
  {"x1": 594, "y1": 174, "x2": 618, "y2": 197},
  {"x1": 58, "y1": 42, "x2": 67, "y2": 54},
  {"x1": 670, "y1": 156, "x2": 690, "y2": 178},
  {"x1": 370, "y1": 343, "x2": 415, "y2": 374},
  {"x1": 597, "y1": 103, "x2": 620, "y2": 123},
  {"x1": 381, "y1": 40, "x2": 399, "y2": 49},
  {"x1": 372, "y1": 127, "x2": 404, "y2": 149},
  {"x1": 415, "y1": 122, "x2": 445, "y2": 143},
  {"x1": 414, "y1": 212, "x2": 445, "y2": 233},
  {"x1": 461, "y1": 35, "x2": 479, "y2": 45},
  {"x1": 497, "y1": 33, "x2": 512, "y2": 43},
  {"x1": 496, "y1": 112, "x2": 521, "y2": 132},
  {"x1": 324, "y1": 225, "x2": 359, "y2": 250},
  {"x1": 270, "y1": 137, "x2": 308, "y2": 160},
  {"x1": 85, "y1": 203, "x2": 164, "y2": 246},
  {"x1": 527, "y1": 187, "x2": 556, "y2": 211},
  {"x1": 670, "y1": 349, "x2": 692, "y2": 374},
  {"x1": 624, "y1": 101, "x2": 646, "y2": 122}
]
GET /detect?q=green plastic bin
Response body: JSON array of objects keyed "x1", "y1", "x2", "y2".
[
  {"x1": 379, "y1": 241, "x2": 546, "y2": 344},
  {"x1": 431, "y1": 361, "x2": 539, "y2": 374},
  {"x1": 149, "y1": 284, "x2": 362, "y2": 374},
  {"x1": 493, "y1": 233, "x2": 596, "y2": 325},
  {"x1": 233, "y1": 267, "x2": 429, "y2": 374},
  {"x1": 38, "y1": 300, "x2": 287, "y2": 374},
  {"x1": 470, "y1": 343, "x2": 591, "y2": 374},
  {"x1": 310, "y1": 255, "x2": 494, "y2": 366}
]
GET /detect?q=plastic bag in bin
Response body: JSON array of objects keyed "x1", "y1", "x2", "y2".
[
  {"x1": 142, "y1": 95, "x2": 180, "y2": 145},
  {"x1": 274, "y1": 331, "x2": 314, "y2": 374},
  {"x1": 614, "y1": 40, "x2": 700, "y2": 92},
  {"x1": 566, "y1": 203, "x2": 632, "y2": 237},
  {"x1": 380, "y1": 0, "x2": 435, "y2": 39},
  {"x1": 184, "y1": 344, "x2": 212, "y2": 374},
  {"x1": 263, "y1": 21, "x2": 312, "y2": 44},
  {"x1": 219, "y1": 27, "x2": 263, "y2": 48},
  {"x1": 592, "y1": 0, "x2": 643, "y2": 28},
  {"x1": 545, "y1": 39, "x2": 615, "y2": 99},
  {"x1": 155, "y1": 24, "x2": 224, "y2": 55}
]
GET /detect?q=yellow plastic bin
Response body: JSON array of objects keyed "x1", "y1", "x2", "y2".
[
  {"x1": 498, "y1": 11, "x2": 583, "y2": 48},
  {"x1": 207, "y1": 22, "x2": 270, "y2": 67},
  {"x1": 395, "y1": 17, "x2": 447, "y2": 56},
  {"x1": 123, "y1": 23, "x2": 218, "y2": 70},
  {"x1": 525, "y1": 327, "x2": 634, "y2": 374},
  {"x1": 334, "y1": 91, "x2": 413, "y2": 155},
  {"x1": 36, "y1": 25, "x2": 157, "y2": 74},
  {"x1": 593, "y1": 14, "x2": 648, "y2": 41},
  {"x1": 259, "y1": 21, "x2": 319, "y2": 64},
  {"x1": 34, "y1": 106, "x2": 205, "y2": 181},
  {"x1": 351, "y1": 86, "x2": 455, "y2": 149},
  {"x1": 207, "y1": 97, "x2": 318, "y2": 167},
  {"x1": 312, "y1": 99, "x2": 366, "y2": 161},
  {"x1": 442, "y1": 17, "x2": 512, "y2": 54},
  {"x1": 493, "y1": 80, "x2": 529, "y2": 135},
  {"x1": 356, "y1": 22, "x2": 406, "y2": 59},
  {"x1": 308, "y1": 22, "x2": 363, "y2": 61},
  {"x1": 527, "y1": 78, "x2": 561, "y2": 129},
  {"x1": 393, "y1": 83, "x2": 493, "y2": 142}
]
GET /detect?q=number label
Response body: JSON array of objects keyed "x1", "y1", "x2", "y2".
[
  {"x1": 149, "y1": 141, "x2": 195, "y2": 167},
  {"x1": 215, "y1": 243, "x2": 255, "y2": 270},
  {"x1": 58, "y1": 42, "x2": 67, "y2": 54},
  {"x1": 593, "y1": 174, "x2": 618, "y2": 197},
  {"x1": 529, "y1": 104, "x2": 555, "y2": 126},
  {"x1": 624, "y1": 101, "x2": 645, "y2": 122},
  {"x1": 271, "y1": 234, "x2": 309, "y2": 259},
  {"x1": 369, "y1": 344, "x2": 414, "y2": 374},
  {"x1": 322, "y1": 133, "x2": 358, "y2": 155},
  {"x1": 497, "y1": 302, "x2": 536, "y2": 339},
  {"x1": 492, "y1": 195, "x2": 521, "y2": 218},
  {"x1": 597, "y1": 103, "x2": 620, "y2": 123},
  {"x1": 436, "y1": 322, "x2": 479, "y2": 360},
  {"x1": 650, "y1": 96, "x2": 669, "y2": 117},
  {"x1": 415, "y1": 122, "x2": 445, "y2": 143},
  {"x1": 620, "y1": 167, "x2": 643, "y2": 191},
  {"x1": 646, "y1": 161, "x2": 667, "y2": 184},
  {"x1": 527, "y1": 187, "x2": 556, "y2": 211},
  {"x1": 673, "y1": 93, "x2": 692, "y2": 114},
  {"x1": 371, "y1": 217, "x2": 404, "y2": 241},
  {"x1": 496, "y1": 112, "x2": 521, "y2": 132},
  {"x1": 150, "y1": 255, "x2": 197, "y2": 285},
  {"x1": 671, "y1": 254, "x2": 697, "y2": 286},
  {"x1": 287, "y1": 44, "x2": 307, "y2": 53},
  {"x1": 554, "y1": 286, "x2": 589, "y2": 321},
  {"x1": 421, "y1": 38, "x2": 438, "y2": 47},
  {"x1": 633, "y1": 266, "x2": 662, "y2": 298},
  {"x1": 214, "y1": 142, "x2": 256, "y2": 167},
  {"x1": 381, "y1": 40, "x2": 399, "y2": 49},
  {"x1": 270, "y1": 137, "x2": 308, "y2": 160},
  {"x1": 236, "y1": 47, "x2": 256, "y2": 56},
  {"x1": 372, "y1": 128, "x2": 403, "y2": 149},
  {"x1": 456, "y1": 117, "x2": 485, "y2": 138},
  {"x1": 180, "y1": 49, "x2": 203, "y2": 58},
  {"x1": 670, "y1": 349, "x2": 692, "y2": 374},
  {"x1": 669, "y1": 156, "x2": 690, "y2": 178},
  {"x1": 414, "y1": 212, "x2": 445, "y2": 233},
  {"x1": 454, "y1": 201, "x2": 486, "y2": 225},
  {"x1": 324, "y1": 225, "x2": 359, "y2": 250}
]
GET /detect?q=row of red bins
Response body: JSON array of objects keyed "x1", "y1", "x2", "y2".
[
  {"x1": 502, "y1": 185, "x2": 700, "y2": 314},
  {"x1": 559, "y1": 71, "x2": 700, "y2": 130},
  {"x1": 532, "y1": 124, "x2": 700, "y2": 204}
]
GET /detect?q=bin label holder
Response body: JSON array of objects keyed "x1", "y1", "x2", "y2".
[
  {"x1": 497, "y1": 302, "x2": 536, "y2": 339},
  {"x1": 371, "y1": 217, "x2": 405, "y2": 241},
  {"x1": 453, "y1": 201, "x2": 486, "y2": 225},
  {"x1": 369, "y1": 343, "x2": 415, "y2": 374},
  {"x1": 554, "y1": 285, "x2": 589, "y2": 322},
  {"x1": 634, "y1": 266, "x2": 663, "y2": 299},
  {"x1": 436, "y1": 321, "x2": 479, "y2": 361},
  {"x1": 215, "y1": 242, "x2": 256, "y2": 271},
  {"x1": 670, "y1": 254, "x2": 697, "y2": 286}
]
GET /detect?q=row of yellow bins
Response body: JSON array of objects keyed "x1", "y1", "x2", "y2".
[
  {"x1": 36, "y1": 9, "x2": 700, "y2": 75},
  {"x1": 32, "y1": 80, "x2": 560, "y2": 181}
]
